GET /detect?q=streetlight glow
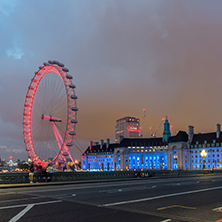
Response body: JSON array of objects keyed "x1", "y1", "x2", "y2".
[
  {"x1": 200, "y1": 149, "x2": 207, "y2": 169},
  {"x1": 200, "y1": 149, "x2": 207, "y2": 158}
]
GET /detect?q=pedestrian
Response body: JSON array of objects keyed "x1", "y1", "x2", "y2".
[
  {"x1": 47, "y1": 164, "x2": 54, "y2": 182},
  {"x1": 42, "y1": 167, "x2": 48, "y2": 182},
  {"x1": 29, "y1": 162, "x2": 34, "y2": 183}
]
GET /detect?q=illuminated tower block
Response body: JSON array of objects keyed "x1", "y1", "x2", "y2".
[{"x1": 115, "y1": 117, "x2": 140, "y2": 142}]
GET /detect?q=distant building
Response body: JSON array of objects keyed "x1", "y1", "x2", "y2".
[{"x1": 115, "y1": 116, "x2": 140, "y2": 143}]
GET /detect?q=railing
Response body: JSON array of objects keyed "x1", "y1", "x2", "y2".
[{"x1": 0, "y1": 169, "x2": 222, "y2": 184}]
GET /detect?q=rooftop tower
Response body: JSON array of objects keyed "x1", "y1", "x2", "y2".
[{"x1": 162, "y1": 116, "x2": 171, "y2": 142}]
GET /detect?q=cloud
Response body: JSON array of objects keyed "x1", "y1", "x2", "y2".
[
  {"x1": 6, "y1": 46, "x2": 24, "y2": 59},
  {"x1": 1, "y1": 0, "x2": 222, "y2": 160},
  {"x1": 0, "y1": 0, "x2": 18, "y2": 17}
]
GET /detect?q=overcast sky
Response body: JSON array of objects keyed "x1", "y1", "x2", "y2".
[{"x1": 1, "y1": 0, "x2": 222, "y2": 161}]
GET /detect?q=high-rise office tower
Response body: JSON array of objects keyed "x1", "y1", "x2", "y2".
[{"x1": 115, "y1": 116, "x2": 140, "y2": 142}]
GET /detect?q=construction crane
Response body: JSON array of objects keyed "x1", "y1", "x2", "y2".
[
  {"x1": 140, "y1": 109, "x2": 146, "y2": 137},
  {"x1": 168, "y1": 117, "x2": 175, "y2": 136},
  {"x1": 149, "y1": 118, "x2": 165, "y2": 138},
  {"x1": 149, "y1": 116, "x2": 175, "y2": 137}
]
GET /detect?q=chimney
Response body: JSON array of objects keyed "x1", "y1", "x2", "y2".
[
  {"x1": 101, "y1": 139, "x2": 104, "y2": 149},
  {"x1": 89, "y1": 141, "x2": 93, "y2": 150},
  {"x1": 107, "y1": 138, "x2": 110, "y2": 148},
  {"x1": 217, "y1": 124, "x2": 221, "y2": 138},
  {"x1": 188, "y1": 126, "x2": 194, "y2": 144}
]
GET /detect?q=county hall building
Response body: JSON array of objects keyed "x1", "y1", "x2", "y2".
[{"x1": 81, "y1": 117, "x2": 222, "y2": 171}]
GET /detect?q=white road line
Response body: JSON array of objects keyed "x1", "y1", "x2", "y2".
[
  {"x1": 0, "y1": 196, "x2": 45, "y2": 203},
  {"x1": 213, "y1": 206, "x2": 222, "y2": 211},
  {"x1": 161, "y1": 219, "x2": 172, "y2": 222},
  {"x1": 0, "y1": 200, "x2": 62, "y2": 210},
  {"x1": 99, "y1": 186, "x2": 154, "y2": 194},
  {"x1": 0, "y1": 192, "x2": 17, "y2": 196},
  {"x1": 9, "y1": 204, "x2": 34, "y2": 222},
  {"x1": 99, "y1": 185, "x2": 222, "y2": 207}
]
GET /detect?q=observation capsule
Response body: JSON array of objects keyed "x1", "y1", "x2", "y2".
[
  {"x1": 62, "y1": 67, "x2": 69, "y2": 72},
  {"x1": 71, "y1": 119, "x2": 78, "y2": 124},
  {"x1": 52, "y1": 60, "x2": 59, "y2": 65},
  {"x1": 66, "y1": 74, "x2": 73, "y2": 79},
  {"x1": 71, "y1": 94, "x2": 78, "y2": 100},
  {"x1": 66, "y1": 142, "x2": 73, "y2": 147},
  {"x1": 58, "y1": 62, "x2": 64, "y2": 67},
  {"x1": 69, "y1": 131, "x2": 76, "y2": 136},
  {"x1": 71, "y1": 107, "x2": 78, "y2": 111},
  {"x1": 69, "y1": 83, "x2": 76, "y2": 88}
]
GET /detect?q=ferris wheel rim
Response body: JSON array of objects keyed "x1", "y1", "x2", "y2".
[{"x1": 23, "y1": 60, "x2": 78, "y2": 167}]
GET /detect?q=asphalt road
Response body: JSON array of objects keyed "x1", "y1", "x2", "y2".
[{"x1": 1, "y1": 175, "x2": 222, "y2": 222}]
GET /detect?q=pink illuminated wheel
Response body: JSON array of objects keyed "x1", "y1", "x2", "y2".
[{"x1": 23, "y1": 60, "x2": 78, "y2": 168}]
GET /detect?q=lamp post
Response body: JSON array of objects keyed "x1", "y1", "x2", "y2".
[
  {"x1": 75, "y1": 160, "x2": 79, "y2": 170},
  {"x1": 200, "y1": 149, "x2": 207, "y2": 170}
]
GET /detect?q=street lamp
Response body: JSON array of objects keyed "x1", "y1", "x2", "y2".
[
  {"x1": 75, "y1": 160, "x2": 79, "y2": 170},
  {"x1": 200, "y1": 149, "x2": 207, "y2": 170}
]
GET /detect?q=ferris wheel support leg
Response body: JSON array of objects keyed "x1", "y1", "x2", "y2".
[
  {"x1": 51, "y1": 122, "x2": 74, "y2": 164},
  {"x1": 51, "y1": 122, "x2": 66, "y2": 162}
]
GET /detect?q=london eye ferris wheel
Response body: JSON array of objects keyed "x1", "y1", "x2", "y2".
[{"x1": 23, "y1": 60, "x2": 78, "y2": 168}]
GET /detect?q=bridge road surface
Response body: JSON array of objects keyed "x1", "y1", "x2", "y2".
[{"x1": 1, "y1": 175, "x2": 222, "y2": 222}]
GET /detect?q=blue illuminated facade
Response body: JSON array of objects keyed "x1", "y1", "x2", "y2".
[
  {"x1": 81, "y1": 137, "x2": 171, "y2": 171},
  {"x1": 81, "y1": 124, "x2": 222, "y2": 171},
  {"x1": 189, "y1": 124, "x2": 222, "y2": 170}
]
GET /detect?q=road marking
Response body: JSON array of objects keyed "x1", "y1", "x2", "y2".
[
  {"x1": 99, "y1": 185, "x2": 222, "y2": 207},
  {"x1": 0, "y1": 200, "x2": 62, "y2": 210},
  {"x1": 99, "y1": 186, "x2": 154, "y2": 193},
  {"x1": 0, "y1": 192, "x2": 18, "y2": 196},
  {"x1": 0, "y1": 196, "x2": 46, "y2": 203},
  {"x1": 213, "y1": 206, "x2": 222, "y2": 212},
  {"x1": 152, "y1": 185, "x2": 156, "y2": 188},
  {"x1": 9, "y1": 204, "x2": 34, "y2": 222},
  {"x1": 161, "y1": 219, "x2": 172, "y2": 222},
  {"x1": 157, "y1": 205, "x2": 196, "y2": 211}
]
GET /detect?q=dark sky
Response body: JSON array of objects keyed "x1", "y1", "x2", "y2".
[{"x1": 1, "y1": 0, "x2": 222, "y2": 161}]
